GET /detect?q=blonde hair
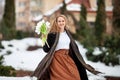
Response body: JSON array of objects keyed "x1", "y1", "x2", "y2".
[{"x1": 49, "y1": 15, "x2": 68, "y2": 33}]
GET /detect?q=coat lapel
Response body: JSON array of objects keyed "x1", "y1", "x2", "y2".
[
  {"x1": 66, "y1": 29, "x2": 101, "y2": 75},
  {"x1": 31, "y1": 33, "x2": 59, "y2": 80}
]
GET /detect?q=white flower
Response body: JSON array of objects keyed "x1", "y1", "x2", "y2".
[
  {"x1": 35, "y1": 19, "x2": 50, "y2": 47},
  {"x1": 35, "y1": 20, "x2": 50, "y2": 35},
  {"x1": 46, "y1": 21, "x2": 50, "y2": 28},
  {"x1": 37, "y1": 20, "x2": 45, "y2": 26},
  {"x1": 35, "y1": 25, "x2": 40, "y2": 34}
]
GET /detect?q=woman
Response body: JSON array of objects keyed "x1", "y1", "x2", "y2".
[{"x1": 31, "y1": 15, "x2": 101, "y2": 80}]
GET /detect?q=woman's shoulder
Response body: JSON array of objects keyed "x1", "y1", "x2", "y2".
[
  {"x1": 48, "y1": 32, "x2": 56, "y2": 35},
  {"x1": 47, "y1": 32, "x2": 57, "y2": 38},
  {"x1": 48, "y1": 32, "x2": 57, "y2": 35}
]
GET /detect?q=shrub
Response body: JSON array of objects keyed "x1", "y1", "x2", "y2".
[
  {"x1": 86, "y1": 35, "x2": 120, "y2": 66},
  {"x1": 0, "y1": 65, "x2": 16, "y2": 76},
  {"x1": 0, "y1": 42, "x2": 4, "y2": 49},
  {"x1": 15, "y1": 30, "x2": 34, "y2": 39},
  {"x1": 6, "y1": 50, "x2": 12, "y2": 55},
  {"x1": 0, "y1": 55, "x2": 4, "y2": 65}
]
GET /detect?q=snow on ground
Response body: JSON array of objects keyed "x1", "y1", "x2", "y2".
[
  {"x1": 0, "y1": 37, "x2": 120, "y2": 80},
  {"x1": 0, "y1": 76, "x2": 37, "y2": 80}
]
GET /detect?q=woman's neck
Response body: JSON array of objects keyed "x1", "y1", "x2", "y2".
[{"x1": 60, "y1": 28, "x2": 65, "y2": 32}]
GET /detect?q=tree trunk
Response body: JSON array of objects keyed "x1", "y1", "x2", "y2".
[
  {"x1": 0, "y1": 0, "x2": 16, "y2": 40},
  {"x1": 112, "y1": 0, "x2": 120, "y2": 35}
]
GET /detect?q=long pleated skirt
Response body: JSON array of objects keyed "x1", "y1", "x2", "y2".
[{"x1": 50, "y1": 49, "x2": 81, "y2": 80}]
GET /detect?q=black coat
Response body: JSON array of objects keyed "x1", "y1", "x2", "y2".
[{"x1": 31, "y1": 29, "x2": 100, "y2": 80}]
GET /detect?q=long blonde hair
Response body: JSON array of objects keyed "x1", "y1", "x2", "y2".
[{"x1": 49, "y1": 15, "x2": 68, "y2": 33}]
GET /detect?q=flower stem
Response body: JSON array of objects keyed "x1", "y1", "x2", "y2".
[{"x1": 45, "y1": 41, "x2": 50, "y2": 48}]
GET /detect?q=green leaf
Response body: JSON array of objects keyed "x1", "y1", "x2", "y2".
[
  {"x1": 40, "y1": 23, "x2": 47, "y2": 34},
  {"x1": 42, "y1": 37, "x2": 47, "y2": 45}
]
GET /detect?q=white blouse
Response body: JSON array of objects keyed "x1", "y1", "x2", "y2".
[{"x1": 55, "y1": 31, "x2": 70, "y2": 51}]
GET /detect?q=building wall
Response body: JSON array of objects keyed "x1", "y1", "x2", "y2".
[
  {"x1": 105, "y1": 0, "x2": 112, "y2": 7},
  {"x1": 30, "y1": 0, "x2": 43, "y2": 16},
  {"x1": 16, "y1": 0, "x2": 30, "y2": 31},
  {"x1": 87, "y1": 12, "x2": 96, "y2": 22},
  {"x1": 42, "y1": 0, "x2": 63, "y2": 14},
  {"x1": 89, "y1": 0, "x2": 97, "y2": 9},
  {"x1": 16, "y1": 0, "x2": 63, "y2": 31}
]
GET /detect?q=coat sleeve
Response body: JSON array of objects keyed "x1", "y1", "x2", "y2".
[
  {"x1": 43, "y1": 33, "x2": 56, "y2": 53},
  {"x1": 69, "y1": 40, "x2": 102, "y2": 75}
]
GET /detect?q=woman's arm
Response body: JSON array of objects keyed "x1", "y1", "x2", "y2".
[{"x1": 43, "y1": 33, "x2": 56, "y2": 53}]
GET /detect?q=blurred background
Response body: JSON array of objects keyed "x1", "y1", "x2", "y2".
[{"x1": 0, "y1": 0, "x2": 120, "y2": 80}]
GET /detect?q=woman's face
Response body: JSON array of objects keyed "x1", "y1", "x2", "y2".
[{"x1": 57, "y1": 16, "x2": 66, "y2": 30}]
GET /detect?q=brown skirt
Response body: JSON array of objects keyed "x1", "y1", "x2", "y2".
[{"x1": 50, "y1": 49, "x2": 81, "y2": 80}]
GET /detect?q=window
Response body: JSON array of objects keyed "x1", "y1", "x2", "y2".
[
  {"x1": 19, "y1": 2, "x2": 26, "y2": 7},
  {"x1": 31, "y1": 11, "x2": 42, "y2": 17},
  {"x1": 18, "y1": 22, "x2": 26, "y2": 27},
  {"x1": 18, "y1": 12, "x2": 25, "y2": 17},
  {"x1": 88, "y1": 22, "x2": 95, "y2": 28},
  {"x1": 30, "y1": 0, "x2": 42, "y2": 7}
]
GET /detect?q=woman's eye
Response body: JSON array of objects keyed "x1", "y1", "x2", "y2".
[{"x1": 62, "y1": 20, "x2": 65, "y2": 22}]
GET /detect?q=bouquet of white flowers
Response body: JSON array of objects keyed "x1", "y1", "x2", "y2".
[{"x1": 35, "y1": 20, "x2": 50, "y2": 47}]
